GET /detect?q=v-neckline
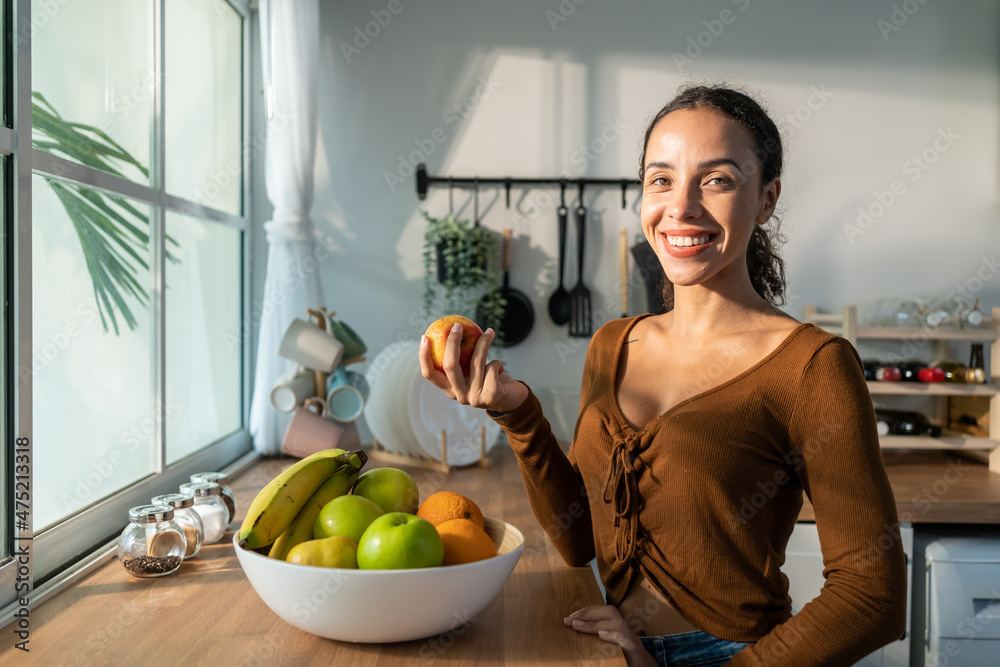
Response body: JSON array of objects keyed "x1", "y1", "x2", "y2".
[{"x1": 610, "y1": 314, "x2": 815, "y2": 433}]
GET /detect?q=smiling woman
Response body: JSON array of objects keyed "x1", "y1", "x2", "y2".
[
  {"x1": 639, "y1": 86, "x2": 787, "y2": 314},
  {"x1": 419, "y1": 84, "x2": 907, "y2": 667}
]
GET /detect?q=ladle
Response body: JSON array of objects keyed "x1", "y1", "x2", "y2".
[{"x1": 547, "y1": 183, "x2": 571, "y2": 326}]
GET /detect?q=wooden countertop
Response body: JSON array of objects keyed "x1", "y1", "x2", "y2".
[
  {"x1": 5, "y1": 445, "x2": 1000, "y2": 664},
  {"x1": 2, "y1": 446, "x2": 625, "y2": 666},
  {"x1": 798, "y1": 450, "x2": 1000, "y2": 524}
]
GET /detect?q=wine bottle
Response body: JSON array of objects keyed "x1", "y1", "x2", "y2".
[
  {"x1": 863, "y1": 359, "x2": 902, "y2": 381},
  {"x1": 917, "y1": 366, "x2": 945, "y2": 382},
  {"x1": 967, "y1": 344, "x2": 987, "y2": 384},
  {"x1": 874, "y1": 408, "x2": 942, "y2": 437},
  {"x1": 964, "y1": 367, "x2": 986, "y2": 384},
  {"x1": 897, "y1": 361, "x2": 926, "y2": 382},
  {"x1": 935, "y1": 360, "x2": 969, "y2": 383},
  {"x1": 875, "y1": 365, "x2": 902, "y2": 382}
]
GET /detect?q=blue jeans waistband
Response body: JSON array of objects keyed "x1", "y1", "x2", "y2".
[{"x1": 640, "y1": 629, "x2": 753, "y2": 667}]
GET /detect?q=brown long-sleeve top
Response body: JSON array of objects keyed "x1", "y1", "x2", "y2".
[{"x1": 490, "y1": 316, "x2": 907, "y2": 666}]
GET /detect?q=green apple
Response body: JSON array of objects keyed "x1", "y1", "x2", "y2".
[
  {"x1": 352, "y1": 467, "x2": 419, "y2": 514},
  {"x1": 314, "y1": 494, "x2": 384, "y2": 543},
  {"x1": 286, "y1": 535, "x2": 358, "y2": 569},
  {"x1": 357, "y1": 512, "x2": 444, "y2": 570}
]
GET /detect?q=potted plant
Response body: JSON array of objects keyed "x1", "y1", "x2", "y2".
[{"x1": 421, "y1": 210, "x2": 505, "y2": 326}]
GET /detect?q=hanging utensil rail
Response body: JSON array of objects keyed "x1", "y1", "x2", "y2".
[{"x1": 416, "y1": 163, "x2": 642, "y2": 208}]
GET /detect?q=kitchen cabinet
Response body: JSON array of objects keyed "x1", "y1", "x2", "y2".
[{"x1": 804, "y1": 305, "x2": 1000, "y2": 473}]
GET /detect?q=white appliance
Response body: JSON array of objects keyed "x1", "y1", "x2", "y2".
[{"x1": 922, "y1": 535, "x2": 1000, "y2": 666}]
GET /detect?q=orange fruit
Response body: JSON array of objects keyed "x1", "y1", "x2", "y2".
[
  {"x1": 416, "y1": 491, "x2": 485, "y2": 529},
  {"x1": 436, "y1": 518, "x2": 497, "y2": 566}
]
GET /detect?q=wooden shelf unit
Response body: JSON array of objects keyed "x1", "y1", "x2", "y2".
[{"x1": 804, "y1": 305, "x2": 1000, "y2": 473}]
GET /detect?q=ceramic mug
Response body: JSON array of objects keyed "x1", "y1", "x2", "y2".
[
  {"x1": 325, "y1": 367, "x2": 370, "y2": 423},
  {"x1": 282, "y1": 397, "x2": 356, "y2": 458},
  {"x1": 278, "y1": 318, "x2": 344, "y2": 372},
  {"x1": 328, "y1": 318, "x2": 367, "y2": 360},
  {"x1": 270, "y1": 365, "x2": 315, "y2": 413}
]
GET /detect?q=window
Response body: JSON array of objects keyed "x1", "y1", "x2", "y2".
[{"x1": 1, "y1": 0, "x2": 252, "y2": 609}]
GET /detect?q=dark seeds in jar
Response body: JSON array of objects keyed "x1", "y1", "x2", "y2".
[{"x1": 121, "y1": 555, "x2": 182, "y2": 577}]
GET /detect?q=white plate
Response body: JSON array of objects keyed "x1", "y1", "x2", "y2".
[
  {"x1": 362, "y1": 343, "x2": 394, "y2": 452},
  {"x1": 385, "y1": 343, "x2": 421, "y2": 456},
  {"x1": 409, "y1": 374, "x2": 501, "y2": 467},
  {"x1": 364, "y1": 342, "x2": 412, "y2": 454},
  {"x1": 399, "y1": 353, "x2": 425, "y2": 456}
]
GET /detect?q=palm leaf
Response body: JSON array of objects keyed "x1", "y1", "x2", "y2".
[{"x1": 32, "y1": 93, "x2": 171, "y2": 333}]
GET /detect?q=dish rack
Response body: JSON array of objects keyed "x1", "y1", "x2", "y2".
[
  {"x1": 804, "y1": 305, "x2": 1000, "y2": 472},
  {"x1": 370, "y1": 427, "x2": 492, "y2": 474}
]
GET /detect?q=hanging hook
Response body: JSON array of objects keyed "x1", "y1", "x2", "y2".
[
  {"x1": 448, "y1": 177, "x2": 454, "y2": 215},
  {"x1": 620, "y1": 180, "x2": 629, "y2": 209},
  {"x1": 577, "y1": 181, "x2": 586, "y2": 209},
  {"x1": 631, "y1": 188, "x2": 642, "y2": 215},
  {"x1": 559, "y1": 182, "x2": 567, "y2": 209},
  {"x1": 504, "y1": 178, "x2": 512, "y2": 208}
]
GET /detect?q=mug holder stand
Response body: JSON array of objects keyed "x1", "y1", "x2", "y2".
[{"x1": 369, "y1": 427, "x2": 492, "y2": 474}]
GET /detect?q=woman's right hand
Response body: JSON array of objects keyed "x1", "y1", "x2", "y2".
[{"x1": 418, "y1": 323, "x2": 529, "y2": 414}]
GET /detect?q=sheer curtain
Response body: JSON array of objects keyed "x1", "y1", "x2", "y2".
[{"x1": 249, "y1": 0, "x2": 324, "y2": 454}]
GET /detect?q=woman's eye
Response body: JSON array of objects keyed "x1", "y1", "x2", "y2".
[
  {"x1": 706, "y1": 175, "x2": 733, "y2": 186},
  {"x1": 650, "y1": 176, "x2": 670, "y2": 186}
]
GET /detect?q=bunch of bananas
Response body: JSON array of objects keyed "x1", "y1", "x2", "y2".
[{"x1": 239, "y1": 447, "x2": 368, "y2": 560}]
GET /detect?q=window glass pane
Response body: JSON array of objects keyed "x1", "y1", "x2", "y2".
[
  {"x1": 165, "y1": 0, "x2": 242, "y2": 214},
  {"x1": 32, "y1": 174, "x2": 154, "y2": 530},
  {"x1": 30, "y1": 0, "x2": 151, "y2": 184},
  {"x1": 165, "y1": 212, "x2": 242, "y2": 464}
]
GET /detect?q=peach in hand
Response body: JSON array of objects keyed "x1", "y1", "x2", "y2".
[{"x1": 424, "y1": 315, "x2": 483, "y2": 376}]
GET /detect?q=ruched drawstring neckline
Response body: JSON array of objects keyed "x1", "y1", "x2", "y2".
[{"x1": 603, "y1": 429, "x2": 646, "y2": 563}]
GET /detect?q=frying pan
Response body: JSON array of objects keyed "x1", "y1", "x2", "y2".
[
  {"x1": 478, "y1": 228, "x2": 534, "y2": 347},
  {"x1": 631, "y1": 238, "x2": 668, "y2": 314}
]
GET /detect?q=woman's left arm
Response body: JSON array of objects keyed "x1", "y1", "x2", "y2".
[{"x1": 727, "y1": 338, "x2": 907, "y2": 667}]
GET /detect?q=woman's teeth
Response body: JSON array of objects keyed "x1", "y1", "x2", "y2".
[{"x1": 666, "y1": 235, "x2": 712, "y2": 247}]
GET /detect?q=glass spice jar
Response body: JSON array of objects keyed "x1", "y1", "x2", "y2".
[
  {"x1": 118, "y1": 505, "x2": 185, "y2": 578},
  {"x1": 179, "y1": 482, "x2": 228, "y2": 545},
  {"x1": 189, "y1": 472, "x2": 237, "y2": 524},
  {"x1": 151, "y1": 493, "x2": 205, "y2": 559}
]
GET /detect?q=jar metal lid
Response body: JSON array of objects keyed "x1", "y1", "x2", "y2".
[
  {"x1": 190, "y1": 471, "x2": 229, "y2": 485},
  {"x1": 151, "y1": 493, "x2": 194, "y2": 509},
  {"x1": 129, "y1": 504, "x2": 175, "y2": 523},
  {"x1": 179, "y1": 481, "x2": 221, "y2": 497}
]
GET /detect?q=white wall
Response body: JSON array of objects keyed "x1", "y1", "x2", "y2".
[{"x1": 291, "y1": 0, "x2": 1000, "y2": 443}]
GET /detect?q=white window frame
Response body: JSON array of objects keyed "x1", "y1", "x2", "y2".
[{"x1": 0, "y1": 0, "x2": 257, "y2": 618}]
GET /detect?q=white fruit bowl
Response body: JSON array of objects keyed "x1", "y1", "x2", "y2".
[{"x1": 234, "y1": 516, "x2": 524, "y2": 643}]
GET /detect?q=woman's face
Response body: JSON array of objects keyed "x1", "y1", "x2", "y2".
[{"x1": 640, "y1": 107, "x2": 779, "y2": 294}]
